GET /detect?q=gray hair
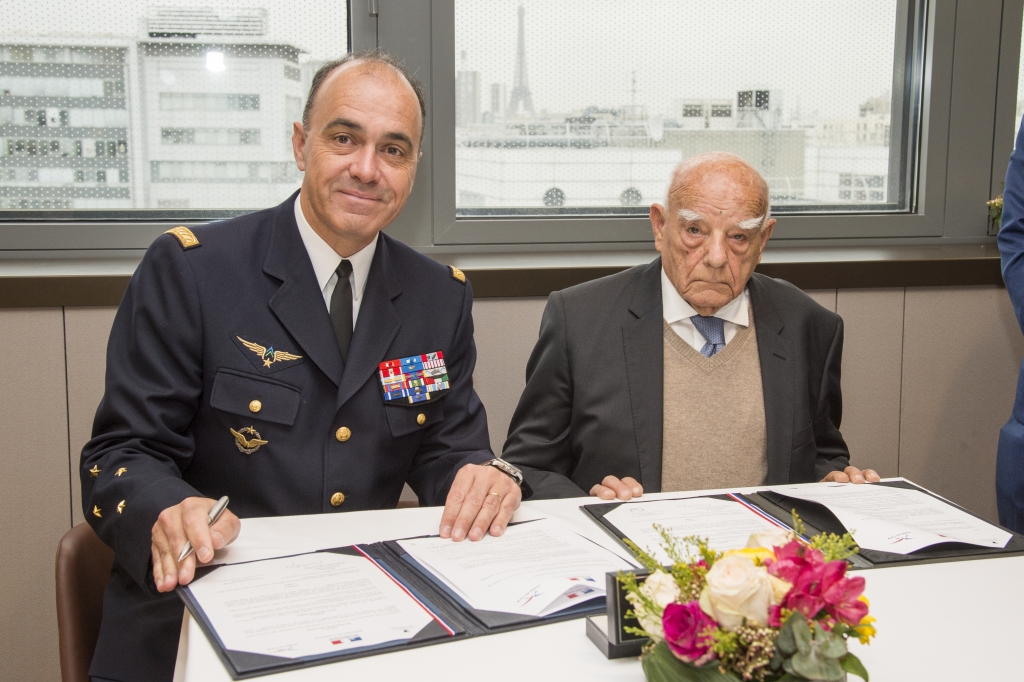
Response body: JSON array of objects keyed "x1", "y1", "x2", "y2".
[{"x1": 668, "y1": 152, "x2": 772, "y2": 231}]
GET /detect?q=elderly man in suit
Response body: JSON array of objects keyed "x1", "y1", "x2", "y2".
[
  {"x1": 81, "y1": 51, "x2": 525, "y2": 682},
  {"x1": 503, "y1": 152, "x2": 879, "y2": 500}
]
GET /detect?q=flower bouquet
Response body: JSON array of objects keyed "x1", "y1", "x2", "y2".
[{"x1": 620, "y1": 521, "x2": 874, "y2": 682}]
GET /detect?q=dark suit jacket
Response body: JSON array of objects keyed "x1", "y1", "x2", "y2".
[
  {"x1": 997, "y1": 116, "x2": 1024, "y2": 533},
  {"x1": 502, "y1": 258, "x2": 850, "y2": 498},
  {"x1": 80, "y1": 192, "x2": 492, "y2": 682}
]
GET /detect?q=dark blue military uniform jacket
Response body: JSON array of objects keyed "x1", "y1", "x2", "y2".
[{"x1": 80, "y1": 192, "x2": 493, "y2": 681}]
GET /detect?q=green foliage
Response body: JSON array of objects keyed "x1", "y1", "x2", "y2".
[
  {"x1": 641, "y1": 641, "x2": 742, "y2": 682},
  {"x1": 789, "y1": 510, "x2": 859, "y2": 562},
  {"x1": 625, "y1": 538, "x2": 668, "y2": 573},
  {"x1": 839, "y1": 653, "x2": 870, "y2": 681},
  {"x1": 709, "y1": 628, "x2": 740, "y2": 658},
  {"x1": 775, "y1": 613, "x2": 848, "y2": 682},
  {"x1": 988, "y1": 194, "x2": 1003, "y2": 228}
]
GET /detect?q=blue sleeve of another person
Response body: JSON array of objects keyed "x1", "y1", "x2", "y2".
[{"x1": 996, "y1": 116, "x2": 1024, "y2": 533}]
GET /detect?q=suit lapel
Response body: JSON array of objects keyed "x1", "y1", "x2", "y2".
[
  {"x1": 622, "y1": 259, "x2": 665, "y2": 491},
  {"x1": 263, "y1": 193, "x2": 344, "y2": 386},
  {"x1": 749, "y1": 274, "x2": 794, "y2": 485},
  {"x1": 336, "y1": 234, "x2": 402, "y2": 410}
]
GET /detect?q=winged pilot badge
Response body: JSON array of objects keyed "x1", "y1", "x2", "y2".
[
  {"x1": 231, "y1": 426, "x2": 268, "y2": 454},
  {"x1": 237, "y1": 337, "x2": 303, "y2": 368}
]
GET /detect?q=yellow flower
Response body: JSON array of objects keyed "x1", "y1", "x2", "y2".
[
  {"x1": 724, "y1": 547, "x2": 775, "y2": 565},
  {"x1": 853, "y1": 615, "x2": 877, "y2": 644}
]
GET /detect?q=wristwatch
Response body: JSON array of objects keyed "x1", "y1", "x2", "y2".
[{"x1": 482, "y1": 458, "x2": 524, "y2": 487}]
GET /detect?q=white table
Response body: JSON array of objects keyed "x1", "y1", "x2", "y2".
[{"x1": 173, "y1": 485, "x2": 1024, "y2": 681}]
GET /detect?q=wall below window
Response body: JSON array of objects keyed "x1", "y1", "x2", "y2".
[{"x1": 1, "y1": 284, "x2": 1021, "y2": 680}]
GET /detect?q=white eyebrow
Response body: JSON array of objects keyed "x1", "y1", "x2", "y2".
[
  {"x1": 736, "y1": 215, "x2": 765, "y2": 231},
  {"x1": 677, "y1": 208, "x2": 704, "y2": 223}
]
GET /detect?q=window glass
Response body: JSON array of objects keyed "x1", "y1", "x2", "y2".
[
  {"x1": 0, "y1": 2, "x2": 347, "y2": 214},
  {"x1": 455, "y1": 1, "x2": 905, "y2": 217}
]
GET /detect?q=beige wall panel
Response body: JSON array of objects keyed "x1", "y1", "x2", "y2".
[
  {"x1": 471, "y1": 297, "x2": 548, "y2": 455},
  {"x1": 65, "y1": 307, "x2": 118, "y2": 526},
  {"x1": 803, "y1": 289, "x2": 837, "y2": 313},
  {"x1": 900, "y1": 287, "x2": 1024, "y2": 521},
  {"x1": 0, "y1": 308, "x2": 69, "y2": 682},
  {"x1": 836, "y1": 289, "x2": 904, "y2": 476}
]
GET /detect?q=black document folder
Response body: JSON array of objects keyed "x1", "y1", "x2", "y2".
[
  {"x1": 743, "y1": 479, "x2": 1024, "y2": 567},
  {"x1": 178, "y1": 536, "x2": 609, "y2": 679},
  {"x1": 580, "y1": 481, "x2": 1024, "y2": 572}
]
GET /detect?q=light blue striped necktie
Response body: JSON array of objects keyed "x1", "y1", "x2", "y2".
[{"x1": 690, "y1": 314, "x2": 726, "y2": 357}]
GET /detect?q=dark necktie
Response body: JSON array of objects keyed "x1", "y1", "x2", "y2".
[
  {"x1": 330, "y1": 260, "x2": 353, "y2": 362},
  {"x1": 690, "y1": 314, "x2": 726, "y2": 357}
]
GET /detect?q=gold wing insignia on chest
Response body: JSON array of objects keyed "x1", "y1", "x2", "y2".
[{"x1": 237, "y1": 337, "x2": 303, "y2": 368}]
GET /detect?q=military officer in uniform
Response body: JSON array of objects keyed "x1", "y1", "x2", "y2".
[{"x1": 81, "y1": 52, "x2": 525, "y2": 682}]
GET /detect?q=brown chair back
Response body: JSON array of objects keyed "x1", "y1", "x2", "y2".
[{"x1": 55, "y1": 522, "x2": 114, "y2": 682}]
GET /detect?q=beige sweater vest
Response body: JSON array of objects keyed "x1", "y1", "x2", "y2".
[{"x1": 661, "y1": 308, "x2": 768, "y2": 492}]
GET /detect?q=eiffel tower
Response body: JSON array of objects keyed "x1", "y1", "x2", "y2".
[{"x1": 507, "y1": 4, "x2": 534, "y2": 117}]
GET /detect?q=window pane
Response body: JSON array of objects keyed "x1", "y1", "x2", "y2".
[
  {"x1": 455, "y1": 1, "x2": 906, "y2": 217},
  {"x1": 0, "y1": 2, "x2": 346, "y2": 214}
]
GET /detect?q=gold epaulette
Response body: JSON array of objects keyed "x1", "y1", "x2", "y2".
[
  {"x1": 164, "y1": 226, "x2": 201, "y2": 250},
  {"x1": 449, "y1": 265, "x2": 466, "y2": 283}
]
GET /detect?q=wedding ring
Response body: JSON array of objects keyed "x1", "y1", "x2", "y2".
[{"x1": 487, "y1": 491, "x2": 503, "y2": 501}]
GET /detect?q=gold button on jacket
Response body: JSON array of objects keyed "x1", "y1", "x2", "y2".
[
  {"x1": 330, "y1": 492, "x2": 345, "y2": 507},
  {"x1": 335, "y1": 426, "x2": 351, "y2": 442},
  {"x1": 249, "y1": 399, "x2": 262, "y2": 413},
  {"x1": 416, "y1": 413, "x2": 426, "y2": 425}
]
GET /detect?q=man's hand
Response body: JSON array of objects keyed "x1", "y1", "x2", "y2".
[
  {"x1": 439, "y1": 464, "x2": 522, "y2": 541},
  {"x1": 821, "y1": 466, "x2": 881, "y2": 484},
  {"x1": 151, "y1": 496, "x2": 240, "y2": 593},
  {"x1": 590, "y1": 476, "x2": 644, "y2": 501}
]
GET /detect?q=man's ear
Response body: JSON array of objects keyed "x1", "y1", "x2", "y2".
[
  {"x1": 291, "y1": 122, "x2": 307, "y2": 172},
  {"x1": 650, "y1": 203, "x2": 667, "y2": 252}
]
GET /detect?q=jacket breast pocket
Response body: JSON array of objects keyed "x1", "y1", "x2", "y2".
[
  {"x1": 384, "y1": 401, "x2": 444, "y2": 438},
  {"x1": 210, "y1": 368, "x2": 301, "y2": 426}
]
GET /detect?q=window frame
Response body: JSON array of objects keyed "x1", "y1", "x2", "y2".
[
  {"x1": 0, "y1": 0, "x2": 1020, "y2": 254},
  {"x1": 380, "y1": 0, "x2": 1021, "y2": 251}
]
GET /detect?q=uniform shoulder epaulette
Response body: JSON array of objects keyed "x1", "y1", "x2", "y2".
[
  {"x1": 164, "y1": 226, "x2": 201, "y2": 250},
  {"x1": 449, "y1": 265, "x2": 466, "y2": 283}
]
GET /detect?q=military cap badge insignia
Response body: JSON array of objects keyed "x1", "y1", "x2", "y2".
[
  {"x1": 379, "y1": 351, "x2": 451, "y2": 404},
  {"x1": 237, "y1": 337, "x2": 303, "y2": 368},
  {"x1": 231, "y1": 426, "x2": 268, "y2": 454}
]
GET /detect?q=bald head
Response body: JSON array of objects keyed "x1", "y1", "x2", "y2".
[
  {"x1": 650, "y1": 151, "x2": 776, "y2": 316},
  {"x1": 668, "y1": 152, "x2": 771, "y2": 231}
]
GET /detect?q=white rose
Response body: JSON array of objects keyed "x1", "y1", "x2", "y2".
[
  {"x1": 699, "y1": 554, "x2": 773, "y2": 631},
  {"x1": 746, "y1": 527, "x2": 795, "y2": 550},
  {"x1": 625, "y1": 569, "x2": 680, "y2": 642}
]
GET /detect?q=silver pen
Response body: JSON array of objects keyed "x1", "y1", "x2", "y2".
[{"x1": 177, "y1": 496, "x2": 230, "y2": 562}]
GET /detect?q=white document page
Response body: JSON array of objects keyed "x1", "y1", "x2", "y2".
[
  {"x1": 602, "y1": 496, "x2": 789, "y2": 565},
  {"x1": 770, "y1": 483, "x2": 1012, "y2": 555},
  {"x1": 185, "y1": 552, "x2": 438, "y2": 659},
  {"x1": 397, "y1": 518, "x2": 634, "y2": 617}
]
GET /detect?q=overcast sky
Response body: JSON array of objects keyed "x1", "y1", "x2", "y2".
[
  {"x1": 0, "y1": 0, "x2": 348, "y2": 61},
  {"x1": 456, "y1": 0, "x2": 899, "y2": 121},
  {"x1": 4, "y1": 0, "x2": 904, "y2": 121}
]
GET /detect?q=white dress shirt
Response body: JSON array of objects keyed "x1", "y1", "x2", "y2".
[
  {"x1": 294, "y1": 195, "x2": 377, "y2": 330},
  {"x1": 661, "y1": 267, "x2": 750, "y2": 352}
]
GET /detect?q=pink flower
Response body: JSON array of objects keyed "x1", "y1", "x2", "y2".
[
  {"x1": 772, "y1": 549, "x2": 869, "y2": 625},
  {"x1": 768, "y1": 604, "x2": 784, "y2": 628},
  {"x1": 765, "y1": 540, "x2": 825, "y2": 583},
  {"x1": 662, "y1": 601, "x2": 717, "y2": 662},
  {"x1": 821, "y1": 572, "x2": 867, "y2": 626}
]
